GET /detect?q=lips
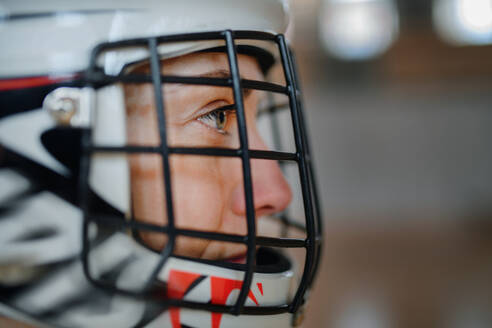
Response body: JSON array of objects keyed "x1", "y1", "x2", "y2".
[{"x1": 226, "y1": 253, "x2": 247, "y2": 264}]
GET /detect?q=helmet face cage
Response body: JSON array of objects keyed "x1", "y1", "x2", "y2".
[{"x1": 79, "y1": 30, "x2": 322, "y2": 316}]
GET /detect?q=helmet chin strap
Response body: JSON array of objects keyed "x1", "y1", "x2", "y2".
[{"x1": 101, "y1": 233, "x2": 296, "y2": 328}]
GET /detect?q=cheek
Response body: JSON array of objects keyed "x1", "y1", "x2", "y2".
[
  {"x1": 169, "y1": 156, "x2": 224, "y2": 257},
  {"x1": 128, "y1": 153, "x2": 168, "y2": 251},
  {"x1": 171, "y1": 156, "x2": 224, "y2": 231},
  {"x1": 129, "y1": 154, "x2": 165, "y2": 222},
  {"x1": 129, "y1": 155, "x2": 228, "y2": 255}
]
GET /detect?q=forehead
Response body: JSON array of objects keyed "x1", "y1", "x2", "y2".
[{"x1": 132, "y1": 52, "x2": 264, "y2": 80}]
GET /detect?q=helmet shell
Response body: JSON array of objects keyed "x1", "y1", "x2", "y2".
[{"x1": 0, "y1": 0, "x2": 289, "y2": 76}]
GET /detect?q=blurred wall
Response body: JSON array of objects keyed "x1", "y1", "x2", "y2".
[
  {"x1": 291, "y1": 0, "x2": 492, "y2": 327},
  {"x1": 293, "y1": 0, "x2": 492, "y2": 220}
]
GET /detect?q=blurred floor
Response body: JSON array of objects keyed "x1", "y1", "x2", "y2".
[{"x1": 303, "y1": 220, "x2": 492, "y2": 327}]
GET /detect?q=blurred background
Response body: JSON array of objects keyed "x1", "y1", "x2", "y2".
[
  {"x1": 292, "y1": 0, "x2": 492, "y2": 327},
  {"x1": 1, "y1": 1, "x2": 491, "y2": 327}
]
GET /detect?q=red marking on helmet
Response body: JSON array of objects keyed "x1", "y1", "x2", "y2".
[
  {"x1": 210, "y1": 277, "x2": 260, "y2": 328},
  {"x1": 257, "y1": 282, "x2": 263, "y2": 296},
  {"x1": 0, "y1": 74, "x2": 78, "y2": 91},
  {"x1": 167, "y1": 270, "x2": 202, "y2": 328}
]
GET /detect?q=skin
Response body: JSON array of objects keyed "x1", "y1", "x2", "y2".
[{"x1": 124, "y1": 52, "x2": 292, "y2": 261}]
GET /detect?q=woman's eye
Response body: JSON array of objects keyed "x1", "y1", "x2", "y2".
[{"x1": 197, "y1": 104, "x2": 235, "y2": 134}]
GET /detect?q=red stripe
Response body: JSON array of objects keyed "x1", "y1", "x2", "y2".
[{"x1": 0, "y1": 74, "x2": 78, "y2": 91}]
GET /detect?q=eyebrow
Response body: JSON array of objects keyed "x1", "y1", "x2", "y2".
[{"x1": 165, "y1": 69, "x2": 254, "y2": 98}]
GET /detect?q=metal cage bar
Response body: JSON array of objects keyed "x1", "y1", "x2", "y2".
[
  {"x1": 288, "y1": 50, "x2": 324, "y2": 290},
  {"x1": 89, "y1": 212, "x2": 307, "y2": 248},
  {"x1": 142, "y1": 37, "x2": 177, "y2": 291},
  {"x1": 89, "y1": 146, "x2": 298, "y2": 161},
  {"x1": 276, "y1": 34, "x2": 316, "y2": 313},
  {"x1": 86, "y1": 73, "x2": 288, "y2": 95},
  {"x1": 223, "y1": 30, "x2": 256, "y2": 316}
]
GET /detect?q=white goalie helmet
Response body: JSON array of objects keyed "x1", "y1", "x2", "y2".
[{"x1": 0, "y1": 1, "x2": 322, "y2": 327}]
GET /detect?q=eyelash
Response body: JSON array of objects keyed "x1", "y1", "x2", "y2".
[{"x1": 197, "y1": 104, "x2": 236, "y2": 135}]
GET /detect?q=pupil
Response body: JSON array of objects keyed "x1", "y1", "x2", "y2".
[{"x1": 217, "y1": 111, "x2": 225, "y2": 128}]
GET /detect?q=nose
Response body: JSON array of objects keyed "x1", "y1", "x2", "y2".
[{"x1": 231, "y1": 128, "x2": 292, "y2": 217}]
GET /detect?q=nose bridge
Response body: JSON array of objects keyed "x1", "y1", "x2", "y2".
[
  {"x1": 231, "y1": 125, "x2": 292, "y2": 216},
  {"x1": 247, "y1": 122, "x2": 268, "y2": 151}
]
